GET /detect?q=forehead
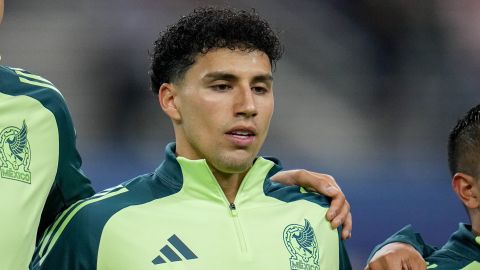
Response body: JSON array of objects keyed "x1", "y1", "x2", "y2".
[{"x1": 186, "y1": 48, "x2": 272, "y2": 80}]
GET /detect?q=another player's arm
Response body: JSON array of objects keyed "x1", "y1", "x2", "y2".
[
  {"x1": 271, "y1": 169, "x2": 352, "y2": 239},
  {"x1": 37, "y1": 90, "x2": 94, "y2": 241},
  {"x1": 364, "y1": 225, "x2": 437, "y2": 270},
  {"x1": 339, "y1": 237, "x2": 352, "y2": 270}
]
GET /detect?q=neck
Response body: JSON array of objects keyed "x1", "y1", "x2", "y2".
[
  {"x1": 472, "y1": 222, "x2": 480, "y2": 237},
  {"x1": 470, "y1": 210, "x2": 480, "y2": 236},
  {"x1": 173, "y1": 139, "x2": 250, "y2": 203},
  {"x1": 209, "y1": 166, "x2": 248, "y2": 203}
]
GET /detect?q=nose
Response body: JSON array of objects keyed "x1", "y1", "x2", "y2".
[{"x1": 234, "y1": 85, "x2": 257, "y2": 118}]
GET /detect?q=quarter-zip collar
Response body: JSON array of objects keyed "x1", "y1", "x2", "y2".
[{"x1": 154, "y1": 143, "x2": 282, "y2": 207}]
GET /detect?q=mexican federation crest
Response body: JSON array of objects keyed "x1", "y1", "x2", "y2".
[
  {"x1": 283, "y1": 219, "x2": 320, "y2": 270},
  {"x1": 0, "y1": 121, "x2": 31, "y2": 184}
]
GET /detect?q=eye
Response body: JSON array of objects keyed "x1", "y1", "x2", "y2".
[
  {"x1": 252, "y1": 86, "x2": 269, "y2": 95},
  {"x1": 211, "y1": 84, "x2": 232, "y2": 92}
]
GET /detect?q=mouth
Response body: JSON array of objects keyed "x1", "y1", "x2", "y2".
[
  {"x1": 225, "y1": 127, "x2": 257, "y2": 146},
  {"x1": 226, "y1": 129, "x2": 256, "y2": 136}
]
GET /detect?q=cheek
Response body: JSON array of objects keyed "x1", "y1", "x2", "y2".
[
  {"x1": 268, "y1": 99, "x2": 274, "y2": 119},
  {"x1": 182, "y1": 100, "x2": 219, "y2": 134},
  {"x1": 260, "y1": 99, "x2": 274, "y2": 124},
  {"x1": 192, "y1": 96, "x2": 228, "y2": 122}
]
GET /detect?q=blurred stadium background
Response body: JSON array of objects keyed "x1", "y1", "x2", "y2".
[{"x1": 1, "y1": 0, "x2": 479, "y2": 268}]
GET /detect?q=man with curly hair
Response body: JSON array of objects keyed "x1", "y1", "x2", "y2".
[
  {"x1": 31, "y1": 7, "x2": 352, "y2": 270},
  {"x1": 1, "y1": 3, "x2": 351, "y2": 269},
  {"x1": 364, "y1": 104, "x2": 480, "y2": 270}
]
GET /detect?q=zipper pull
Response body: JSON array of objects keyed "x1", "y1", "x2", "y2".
[{"x1": 229, "y1": 202, "x2": 238, "y2": 216}]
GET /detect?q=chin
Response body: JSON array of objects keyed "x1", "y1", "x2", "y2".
[{"x1": 215, "y1": 155, "x2": 255, "y2": 174}]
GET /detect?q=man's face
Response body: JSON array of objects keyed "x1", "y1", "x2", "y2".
[{"x1": 172, "y1": 48, "x2": 274, "y2": 175}]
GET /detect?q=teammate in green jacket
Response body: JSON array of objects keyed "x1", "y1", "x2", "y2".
[
  {"x1": 0, "y1": 65, "x2": 95, "y2": 270},
  {"x1": 31, "y1": 7, "x2": 352, "y2": 270},
  {"x1": 365, "y1": 104, "x2": 480, "y2": 270},
  {"x1": 0, "y1": 2, "x2": 95, "y2": 269}
]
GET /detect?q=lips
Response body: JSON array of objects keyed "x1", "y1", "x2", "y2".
[
  {"x1": 225, "y1": 127, "x2": 256, "y2": 146},
  {"x1": 226, "y1": 130, "x2": 255, "y2": 136}
]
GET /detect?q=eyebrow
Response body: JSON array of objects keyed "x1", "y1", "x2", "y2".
[
  {"x1": 252, "y1": 74, "x2": 274, "y2": 84},
  {"x1": 203, "y1": 72, "x2": 274, "y2": 83}
]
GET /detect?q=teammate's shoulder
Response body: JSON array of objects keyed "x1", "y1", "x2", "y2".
[
  {"x1": 0, "y1": 66, "x2": 64, "y2": 98},
  {"x1": 264, "y1": 179, "x2": 331, "y2": 208}
]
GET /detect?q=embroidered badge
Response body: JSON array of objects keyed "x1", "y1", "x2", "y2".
[
  {"x1": 0, "y1": 121, "x2": 32, "y2": 183},
  {"x1": 283, "y1": 219, "x2": 320, "y2": 270}
]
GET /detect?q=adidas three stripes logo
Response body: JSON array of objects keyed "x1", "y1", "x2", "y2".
[{"x1": 152, "y1": 235, "x2": 198, "y2": 265}]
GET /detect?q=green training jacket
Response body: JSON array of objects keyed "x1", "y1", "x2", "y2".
[
  {"x1": 368, "y1": 223, "x2": 480, "y2": 270},
  {"x1": 32, "y1": 143, "x2": 351, "y2": 270},
  {"x1": 0, "y1": 66, "x2": 94, "y2": 270}
]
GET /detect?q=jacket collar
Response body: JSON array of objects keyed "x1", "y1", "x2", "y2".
[
  {"x1": 154, "y1": 143, "x2": 282, "y2": 207},
  {"x1": 443, "y1": 223, "x2": 480, "y2": 261}
]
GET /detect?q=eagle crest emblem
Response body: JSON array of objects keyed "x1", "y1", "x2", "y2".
[
  {"x1": 0, "y1": 121, "x2": 32, "y2": 183},
  {"x1": 283, "y1": 219, "x2": 320, "y2": 270}
]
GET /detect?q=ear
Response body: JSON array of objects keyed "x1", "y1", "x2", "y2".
[
  {"x1": 158, "y1": 83, "x2": 181, "y2": 121},
  {"x1": 452, "y1": 172, "x2": 480, "y2": 209}
]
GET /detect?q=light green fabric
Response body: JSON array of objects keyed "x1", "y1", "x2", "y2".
[
  {"x1": 461, "y1": 262, "x2": 480, "y2": 270},
  {"x1": 0, "y1": 92, "x2": 59, "y2": 270},
  {"x1": 96, "y1": 157, "x2": 340, "y2": 270},
  {"x1": 31, "y1": 144, "x2": 348, "y2": 270}
]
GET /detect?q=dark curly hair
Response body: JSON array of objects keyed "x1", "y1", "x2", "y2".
[
  {"x1": 448, "y1": 104, "x2": 480, "y2": 177},
  {"x1": 149, "y1": 7, "x2": 283, "y2": 94}
]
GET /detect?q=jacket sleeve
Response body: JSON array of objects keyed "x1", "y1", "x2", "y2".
[
  {"x1": 339, "y1": 236, "x2": 352, "y2": 270},
  {"x1": 37, "y1": 92, "x2": 95, "y2": 242},
  {"x1": 367, "y1": 225, "x2": 438, "y2": 263}
]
